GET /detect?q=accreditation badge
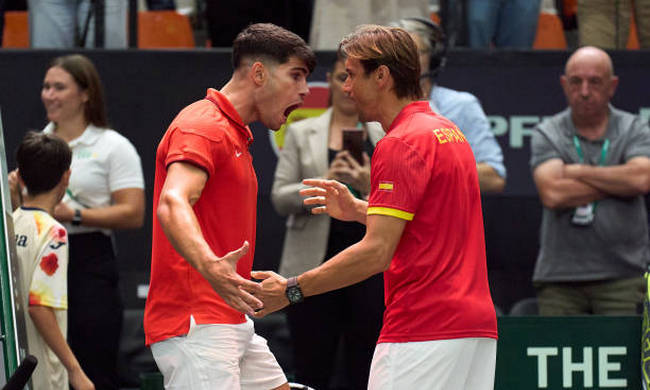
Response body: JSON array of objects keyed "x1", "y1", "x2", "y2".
[{"x1": 571, "y1": 203, "x2": 595, "y2": 226}]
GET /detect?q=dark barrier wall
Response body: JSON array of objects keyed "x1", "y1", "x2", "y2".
[{"x1": 1, "y1": 49, "x2": 648, "y2": 311}]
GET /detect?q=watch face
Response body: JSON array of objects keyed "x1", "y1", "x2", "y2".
[{"x1": 287, "y1": 286, "x2": 303, "y2": 304}]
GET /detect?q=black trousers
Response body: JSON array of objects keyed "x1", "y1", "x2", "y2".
[
  {"x1": 286, "y1": 273, "x2": 384, "y2": 390},
  {"x1": 68, "y1": 232, "x2": 123, "y2": 390},
  {"x1": 204, "y1": 0, "x2": 313, "y2": 47}
]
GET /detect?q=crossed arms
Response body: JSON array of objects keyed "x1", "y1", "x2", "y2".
[{"x1": 533, "y1": 156, "x2": 650, "y2": 209}]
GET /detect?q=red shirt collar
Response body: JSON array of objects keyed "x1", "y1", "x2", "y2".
[
  {"x1": 386, "y1": 101, "x2": 432, "y2": 134},
  {"x1": 205, "y1": 88, "x2": 254, "y2": 145}
]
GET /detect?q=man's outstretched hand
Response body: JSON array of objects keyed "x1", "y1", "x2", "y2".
[
  {"x1": 247, "y1": 271, "x2": 289, "y2": 318},
  {"x1": 202, "y1": 241, "x2": 263, "y2": 316},
  {"x1": 300, "y1": 179, "x2": 363, "y2": 223}
]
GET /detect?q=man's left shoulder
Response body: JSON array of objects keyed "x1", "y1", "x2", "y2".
[
  {"x1": 609, "y1": 107, "x2": 650, "y2": 140},
  {"x1": 392, "y1": 114, "x2": 459, "y2": 147},
  {"x1": 612, "y1": 107, "x2": 647, "y2": 126},
  {"x1": 418, "y1": 111, "x2": 460, "y2": 133}
]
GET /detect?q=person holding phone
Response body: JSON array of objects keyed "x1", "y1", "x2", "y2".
[
  {"x1": 271, "y1": 56, "x2": 384, "y2": 390},
  {"x1": 342, "y1": 128, "x2": 365, "y2": 167}
]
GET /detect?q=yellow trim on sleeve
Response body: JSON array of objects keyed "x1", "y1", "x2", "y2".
[
  {"x1": 378, "y1": 182, "x2": 394, "y2": 190},
  {"x1": 367, "y1": 207, "x2": 414, "y2": 221}
]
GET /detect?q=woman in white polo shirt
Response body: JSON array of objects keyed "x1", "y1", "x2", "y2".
[{"x1": 40, "y1": 54, "x2": 145, "y2": 389}]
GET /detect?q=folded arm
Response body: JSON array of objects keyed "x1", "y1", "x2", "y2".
[
  {"x1": 563, "y1": 156, "x2": 650, "y2": 197},
  {"x1": 533, "y1": 158, "x2": 607, "y2": 209}
]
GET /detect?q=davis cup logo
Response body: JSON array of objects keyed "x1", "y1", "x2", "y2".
[{"x1": 268, "y1": 81, "x2": 330, "y2": 156}]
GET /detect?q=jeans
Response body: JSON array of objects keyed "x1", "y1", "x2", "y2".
[
  {"x1": 28, "y1": 0, "x2": 127, "y2": 48},
  {"x1": 466, "y1": 0, "x2": 541, "y2": 48}
]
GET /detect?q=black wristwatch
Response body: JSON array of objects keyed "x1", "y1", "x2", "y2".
[
  {"x1": 71, "y1": 209, "x2": 82, "y2": 226},
  {"x1": 285, "y1": 276, "x2": 304, "y2": 305}
]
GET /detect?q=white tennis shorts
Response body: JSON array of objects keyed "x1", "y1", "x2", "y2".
[
  {"x1": 151, "y1": 316, "x2": 287, "y2": 390},
  {"x1": 368, "y1": 337, "x2": 497, "y2": 390}
]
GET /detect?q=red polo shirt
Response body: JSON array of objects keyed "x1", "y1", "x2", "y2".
[
  {"x1": 144, "y1": 89, "x2": 257, "y2": 346},
  {"x1": 368, "y1": 101, "x2": 497, "y2": 344}
]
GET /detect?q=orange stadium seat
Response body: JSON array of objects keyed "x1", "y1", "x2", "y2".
[
  {"x1": 138, "y1": 10, "x2": 195, "y2": 48},
  {"x1": 2, "y1": 11, "x2": 29, "y2": 48},
  {"x1": 430, "y1": 11, "x2": 441, "y2": 26},
  {"x1": 627, "y1": 13, "x2": 640, "y2": 49},
  {"x1": 563, "y1": 0, "x2": 577, "y2": 19},
  {"x1": 533, "y1": 12, "x2": 567, "y2": 49}
]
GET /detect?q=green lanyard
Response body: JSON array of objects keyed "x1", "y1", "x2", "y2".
[
  {"x1": 65, "y1": 188, "x2": 91, "y2": 208},
  {"x1": 572, "y1": 135, "x2": 609, "y2": 166},
  {"x1": 572, "y1": 135, "x2": 609, "y2": 212}
]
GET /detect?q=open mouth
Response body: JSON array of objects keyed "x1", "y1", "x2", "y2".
[{"x1": 284, "y1": 104, "x2": 301, "y2": 118}]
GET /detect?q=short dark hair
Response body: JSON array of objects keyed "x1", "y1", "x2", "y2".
[
  {"x1": 16, "y1": 131, "x2": 72, "y2": 196},
  {"x1": 339, "y1": 24, "x2": 421, "y2": 100},
  {"x1": 232, "y1": 23, "x2": 316, "y2": 73},
  {"x1": 48, "y1": 54, "x2": 108, "y2": 127}
]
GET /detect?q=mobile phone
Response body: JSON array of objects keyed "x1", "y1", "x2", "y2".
[{"x1": 342, "y1": 129, "x2": 364, "y2": 164}]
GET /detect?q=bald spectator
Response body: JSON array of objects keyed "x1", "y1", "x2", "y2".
[{"x1": 530, "y1": 46, "x2": 650, "y2": 315}]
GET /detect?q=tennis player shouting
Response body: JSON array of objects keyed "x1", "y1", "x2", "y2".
[{"x1": 144, "y1": 23, "x2": 315, "y2": 390}]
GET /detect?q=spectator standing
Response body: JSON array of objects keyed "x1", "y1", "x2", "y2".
[
  {"x1": 36, "y1": 54, "x2": 145, "y2": 389},
  {"x1": 13, "y1": 131, "x2": 94, "y2": 390},
  {"x1": 530, "y1": 46, "x2": 650, "y2": 315},
  {"x1": 577, "y1": 0, "x2": 650, "y2": 49},
  {"x1": 28, "y1": 0, "x2": 127, "y2": 47},
  {"x1": 309, "y1": 0, "x2": 429, "y2": 50},
  {"x1": 466, "y1": 0, "x2": 542, "y2": 48}
]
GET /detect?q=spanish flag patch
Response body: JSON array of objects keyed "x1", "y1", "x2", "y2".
[{"x1": 378, "y1": 182, "x2": 394, "y2": 191}]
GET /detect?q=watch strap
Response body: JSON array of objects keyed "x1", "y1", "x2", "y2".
[
  {"x1": 72, "y1": 209, "x2": 82, "y2": 226},
  {"x1": 285, "y1": 276, "x2": 304, "y2": 304}
]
